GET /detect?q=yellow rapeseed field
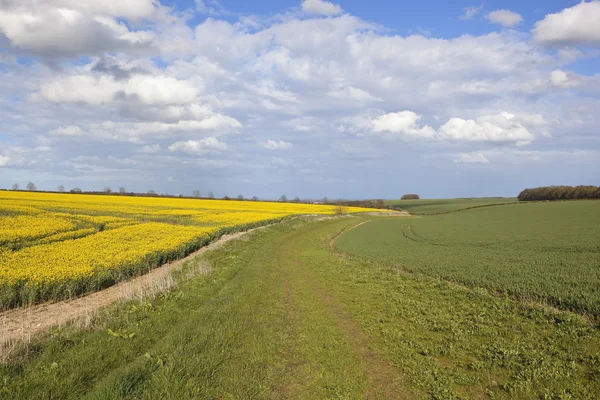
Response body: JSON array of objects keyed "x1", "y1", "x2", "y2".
[{"x1": 0, "y1": 191, "x2": 373, "y2": 308}]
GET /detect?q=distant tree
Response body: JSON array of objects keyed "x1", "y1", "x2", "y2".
[
  {"x1": 104, "y1": 187, "x2": 112, "y2": 194},
  {"x1": 237, "y1": 194, "x2": 244, "y2": 200},
  {"x1": 57, "y1": 185, "x2": 65, "y2": 192},
  {"x1": 401, "y1": 194, "x2": 420, "y2": 200},
  {"x1": 252, "y1": 196, "x2": 259, "y2": 201},
  {"x1": 178, "y1": 194, "x2": 183, "y2": 198},
  {"x1": 119, "y1": 187, "x2": 126, "y2": 194},
  {"x1": 334, "y1": 200, "x2": 347, "y2": 215},
  {"x1": 375, "y1": 199, "x2": 385, "y2": 209},
  {"x1": 223, "y1": 195, "x2": 230, "y2": 200},
  {"x1": 26, "y1": 182, "x2": 36, "y2": 191},
  {"x1": 192, "y1": 190, "x2": 201, "y2": 198},
  {"x1": 572, "y1": 185, "x2": 597, "y2": 199},
  {"x1": 208, "y1": 192, "x2": 215, "y2": 199},
  {"x1": 322, "y1": 196, "x2": 329, "y2": 204},
  {"x1": 11, "y1": 183, "x2": 19, "y2": 191},
  {"x1": 70, "y1": 187, "x2": 82, "y2": 193},
  {"x1": 147, "y1": 189, "x2": 156, "y2": 195},
  {"x1": 279, "y1": 195, "x2": 288, "y2": 202}
]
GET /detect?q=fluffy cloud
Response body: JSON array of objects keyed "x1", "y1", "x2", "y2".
[
  {"x1": 37, "y1": 74, "x2": 198, "y2": 106},
  {"x1": 301, "y1": 0, "x2": 343, "y2": 16},
  {"x1": 262, "y1": 140, "x2": 294, "y2": 150},
  {"x1": 0, "y1": 1, "x2": 156, "y2": 57},
  {"x1": 370, "y1": 111, "x2": 540, "y2": 145},
  {"x1": 0, "y1": 155, "x2": 9, "y2": 167},
  {"x1": 0, "y1": 1, "x2": 597, "y2": 197},
  {"x1": 168, "y1": 137, "x2": 228, "y2": 155},
  {"x1": 550, "y1": 70, "x2": 580, "y2": 88},
  {"x1": 485, "y1": 10, "x2": 523, "y2": 28},
  {"x1": 532, "y1": 1, "x2": 600, "y2": 46},
  {"x1": 371, "y1": 111, "x2": 436, "y2": 138},
  {"x1": 438, "y1": 112, "x2": 534, "y2": 145},
  {"x1": 138, "y1": 144, "x2": 161, "y2": 154},
  {"x1": 453, "y1": 152, "x2": 490, "y2": 163}
]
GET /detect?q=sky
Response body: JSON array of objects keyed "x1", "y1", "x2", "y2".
[{"x1": 0, "y1": 0, "x2": 599, "y2": 199}]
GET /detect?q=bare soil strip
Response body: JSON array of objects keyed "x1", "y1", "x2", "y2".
[{"x1": 0, "y1": 226, "x2": 267, "y2": 347}]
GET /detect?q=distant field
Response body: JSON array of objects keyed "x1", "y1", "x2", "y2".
[
  {"x1": 336, "y1": 201, "x2": 600, "y2": 316},
  {"x1": 384, "y1": 197, "x2": 518, "y2": 214},
  {"x1": 0, "y1": 191, "x2": 373, "y2": 309}
]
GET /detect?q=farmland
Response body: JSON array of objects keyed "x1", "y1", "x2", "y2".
[
  {"x1": 384, "y1": 197, "x2": 517, "y2": 214},
  {"x1": 2, "y1": 215, "x2": 600, "y2": 399},
  {"x1": 336, "y1": 201, "x2": 600, "y2": 316},
  {"x1": 0, "y1": 191, "x2": 372, "y2": 309}
]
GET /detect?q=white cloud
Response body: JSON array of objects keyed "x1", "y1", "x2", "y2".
[
  {"x1": 460, "y1": 4, "x2": 484, "y2": 20},
  {"x1": 327, "y1": 85, "x2": 382, "y2": 102},
  {"x1": 262, "y1": 140, "x2": 294, "y2": 150},
  {"x1": 533, "y1": 1, "x2": 600, "y2": 46},
  {"x1": 485, "y1": 10, "x2": 523, "y2": 28},
  {"x1": 168, "y1": 137, "x2": 228, "y2": 155},
  {"x1": 550, "y1": 70, "x2": 580, "y2": 88},
  {"x1": 50, "y1": 0, "x2": 156, "y2": 19},
  {"x1": 37, "y1": 74, "x2": 198, "y2": 106},
  {"x1": 438, "y1": 112, "x2": 534, "y2": 145},
  {"x1": 0, "y1": 1, "x2": 595, "y2": 195},
  {"x1": 138, "y1": 144, "x2": 161, "y2": 154},
  {"x1": 453, "y1": 152, "x2": 490, "y2": 163},
  {"x1": 369, "y1": 111, "x2": 542, "y2": 145},
  {"x1": 0, "y1": 1, "x2": 156, "y2": 57},
  {"x1": 50, "y1": 125, "x2": 84, "y2": 136},
  {"x1": 371, "y1": 111, "x2": 436, "y2": 138},
  {"x1": 0, "y1": 155, "x2": 9, "y2": 167},
  {"x1": 98, "y1": 117, "x2": 242, "y2": 141},
  {"x1": 301, "y1": 0, "x2": 343, "y2": 16}
]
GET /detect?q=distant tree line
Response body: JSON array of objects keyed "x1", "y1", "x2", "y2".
[
  {"x1": 401, "y1": 194, "x2": 420, "y2": 200},
  {"x1": 333, "y1": 199, "x2": 385, "y2": 209},
  {"x1": 518, "y1": 185, "x2": 600, "y2": 201}
]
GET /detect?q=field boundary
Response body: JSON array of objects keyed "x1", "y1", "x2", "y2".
[
  {"x1": 403, "y1": 201, "x2": 518, "y2": 215},
  {"x1": 329, "y1": 220, "x2": 372, "y2": 253}
]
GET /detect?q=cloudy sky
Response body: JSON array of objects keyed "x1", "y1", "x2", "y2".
[{"x1": 0, "y1": 0, "x2": 599, "y2": 199}]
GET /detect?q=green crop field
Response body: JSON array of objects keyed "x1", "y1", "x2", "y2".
[
  {"x1": 384, "y1": 197, "x2": 518, "y2": 214},
  {"x1": 336, "y1": 201, "x2": 600, "y2": 316}
]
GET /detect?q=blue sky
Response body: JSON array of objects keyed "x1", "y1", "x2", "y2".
[{"x1": 0, "y1": 0, "x2": 599, "y2": 199}]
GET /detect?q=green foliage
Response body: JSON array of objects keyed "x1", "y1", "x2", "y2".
[
  {"x1": 518, "y1": 185, "x2": 600, "y2": 201},
  {"x1": 401, "y1": 193, "x2": 420, "y2": 200},
  {"x1": 336, "y1": 201, "x2": 600, "y2": 316}
]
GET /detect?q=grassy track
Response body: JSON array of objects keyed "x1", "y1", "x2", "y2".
[
  {"x1": 384, "y1": 197, "x2": 517, "y2": 214},
  {"x1": 336, "y1": 201, "x2": 600, "y2": 316},
  {"x1": 2, "y1": 217, "x2": 600, "y2": 399}
]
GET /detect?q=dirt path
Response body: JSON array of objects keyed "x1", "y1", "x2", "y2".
[{"x1": 0, "y1": 226, "x2": 267, "y2": 347}]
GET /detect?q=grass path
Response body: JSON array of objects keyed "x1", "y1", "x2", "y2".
[{"x1": 2, "y1": 217, "x2": 600, "y2": 399}]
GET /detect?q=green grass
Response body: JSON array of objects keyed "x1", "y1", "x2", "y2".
[
  {"x1": 336, "y1": 201, "x2": 600, "y2": 316},
  {"x1": 3, "y1": 217, "x2": 600, "y2": 399},
  {"x1": 384, "y1": 197, "x2": 517, "y2": 214}
]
